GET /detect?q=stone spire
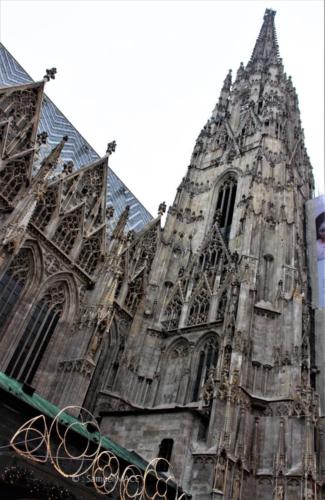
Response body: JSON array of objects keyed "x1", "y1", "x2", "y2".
[
  {"x1": 212, "y1": 69, "x2": 232, "y2": 118},
  {"x1": 221, "y1": 68, "x2": 232, "y2": 93},
  {"x1": 112, "y1": 205, "x2": 130, "y2": 240},
  {"x1": 34, "y1": 135, "x2": 68, "y2": 183},
  {"x1": 248, "y1": 8, "x2": 280, "y2": 68}
]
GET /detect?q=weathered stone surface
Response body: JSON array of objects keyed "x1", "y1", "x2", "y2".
[{"x1": 0, "y1": 8, "x2": 322, "y2": 500}]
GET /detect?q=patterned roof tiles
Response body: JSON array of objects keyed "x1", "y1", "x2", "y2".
[{"x1": 0, "y1": 43, "x2": 152, "y2": 232}]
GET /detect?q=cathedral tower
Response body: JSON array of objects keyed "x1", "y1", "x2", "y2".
[{"x1": 95, "y1": 9, "x2": 320, "y2": 499}]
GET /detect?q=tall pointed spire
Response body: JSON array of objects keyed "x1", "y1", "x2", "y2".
[
  {"x1": 34, "y1": 135, "x2": 68, "y2": 183},
  {"x1": 212, "y1": 69, "x2": 232, "y2": 118},
  {"x1": 248, "y1": 9, "x2": 280, "y2": 68},
  {"x1": 112, "y1": 205, "x2": 130, "y2": 240}
]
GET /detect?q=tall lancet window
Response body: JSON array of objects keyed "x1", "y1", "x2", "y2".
[
  {"x1": 215, "y1": 175, "x2": 237, "y2": 242},
  {"x1": 6, "y1": 283, "x2": 66, "y2": 384},
  {"x1": 0, "y1": 248, "x2": 31, "y2": 332},
  {"x1": 192, "y1": 338, "x2": 218, "y2": 402}
]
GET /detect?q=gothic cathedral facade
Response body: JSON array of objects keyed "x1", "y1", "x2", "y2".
[{"x1": 0, "y1": 9, "x2": 323, "y2": 500}]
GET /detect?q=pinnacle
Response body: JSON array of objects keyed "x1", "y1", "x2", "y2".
[
  {"x1": 248, "y1": 8, "x2": 280, "y2": 68},
  {"x1": 222, "y1": 69, "x2": 232, "y2": 91}
]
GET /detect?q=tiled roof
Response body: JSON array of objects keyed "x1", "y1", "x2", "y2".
[{"x1": 0, "y1": 43, "x2": 152, "y2": 232}]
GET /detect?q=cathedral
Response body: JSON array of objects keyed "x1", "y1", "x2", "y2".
[{"x1": 0, "y1": 8, "x2": 325, "y2": 500}]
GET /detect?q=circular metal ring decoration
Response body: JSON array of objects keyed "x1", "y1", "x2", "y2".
[
  {"x1": 120, "y1": 464, "x2": 145, "y2": 500},
  {"x1": 47, "y1": 405, "x2": 101, "y2": 478},
  {"x1": 92, "y1": 450, "x2": 120, "y2": 495},
  {"x1": 144, "y1": 458, "x2": 178, "y2": 500}
]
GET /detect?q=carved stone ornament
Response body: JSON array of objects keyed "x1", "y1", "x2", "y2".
[
  {"x1": 44, "y1": 253, "x2": 61, "y2": 275},
  {"x1": 106, "y1": 140, "x2": 117, "y2": 155},
  {"x1": 43, "y1": 67, "x2": 57, "y2": 81}
]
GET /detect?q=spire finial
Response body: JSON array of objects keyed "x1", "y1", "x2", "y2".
[
  {"x1": 158, "y1": 202, "x2": 166, "y2": 216},
  {"x1": 36, "y1": 131, "x2": 48, "y2": 146},
  {"x1": 106, "y1": 140, "x2": 117, "y2": 156},
  {"x1": 264, "y1": 8, "x2": 276, "y2": 19},
  {"x1": 43, "y1": 68, "x2": 57, "y2": 82}
]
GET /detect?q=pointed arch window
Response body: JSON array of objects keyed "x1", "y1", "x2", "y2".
[
  {"x1": 77, "y1": 232, "x2": 102, "y2": 275},
  {"x1": 31, "y1": 187, "x2": 57, "y2": 231},
  {"x1": 199, "y1": 234, "x2": 224, "y2": 273},
  {"x1": 124, "y1": 272, "x2": 144, "y2": 315},
  {"x1": 52, "y1": 209, "x2": 82, "y2": 254},
  {"x1": 0, "y1": 248, "x2": 32, "y2": 333},
  {"x1": 163, "y1": 290, "x2": 183, "y2": 330},
  {"x1": 187, "y1": 288, "x2": 210, "y2": 326},
  {"x1": 6, "y1": 283, "x2": 66, "y2": 384},
  {"x1": 137, "y1": 225, "x2": 158, "y2": 270},
  {"x1": 215, "y1": 175, "x2": 237, "y2": 242},
  {"x1": 192, "y1": 338, "x2": 218, "y2": 401}
]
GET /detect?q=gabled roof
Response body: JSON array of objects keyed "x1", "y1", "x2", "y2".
[{"x1": 0, "y1": 43, "x2": 152, "y2": 232}]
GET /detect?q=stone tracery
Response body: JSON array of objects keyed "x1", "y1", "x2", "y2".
[
  {"x1": 0, "y1": 247, "x2": 32, "y2": 332},
  {"x1": 6, "y1": 281, "x2": 67, "y2": 384},
  {"x1": 0, "y1": 9, "x2": 321, "y2": 500},
  {"x1": 52, "y1": 206, "x2": 83, "y2": 254}
]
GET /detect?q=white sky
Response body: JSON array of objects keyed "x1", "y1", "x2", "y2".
[{"x1": 0, "y1": 0, "x2": 324, "y2": 217}]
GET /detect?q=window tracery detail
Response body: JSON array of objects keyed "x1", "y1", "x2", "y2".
[
  {"x1": 0, "y1": 248, "x2": 31, "y2": 332},
  {"x1": 6, "y1": 282, "x2": 67, "y2": 384},
  {"x1": 162, "y1": 288, "x2": 183, "y2": 331},
  {"x1": 192, "y1": 337, "x2": 219, "y2": 402},
  {"x1": 215, "y1": 175, "x2": 237, "y2": 242},
  {"x1": 133, "y1": 224, "x2": 158, "y2": 274},
  {"x1": 77, "y1": 166, "x2": 104, "y2": 214},
  {"x1": 31, "y1": 188, "x2": 57, "y2": 231},
  {"x1": 124, "y1": 272, "x2": 144, "y2": 315},
  {"x1": 0, "y1": 155, "x2": 31, "y2": 202},
  {"x1": 187, "y1": 287, "x2": 211, "y2": 326},
  {"x1": 77, "y1": 232, "x2": 102, "y2": 275},
  {"x1": 52, "y1": 207, "x2": 83, "y2": 254},
  {"x1": 199, "y1": 231, "x2": 224, "y2": 273},
  {"x1": 0, "y1": 88, "x2": 39, "y2": 149}
]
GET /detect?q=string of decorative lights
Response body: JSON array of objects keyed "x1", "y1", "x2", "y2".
[{"x1": 9, "y1": 405, "x2": 189, "y2": 499}]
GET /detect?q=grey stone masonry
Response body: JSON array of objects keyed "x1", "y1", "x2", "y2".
[
  {"x1": 0, "y1": 7, "x2": 322, "y2": 500},
  {"x1": 96, "y1": 9, "x2": 322, "y2": 500}
]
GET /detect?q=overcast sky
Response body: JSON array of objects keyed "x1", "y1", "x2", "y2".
[{"x1": 0, "y1": 0, "x2": 324, "y2": 216}]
